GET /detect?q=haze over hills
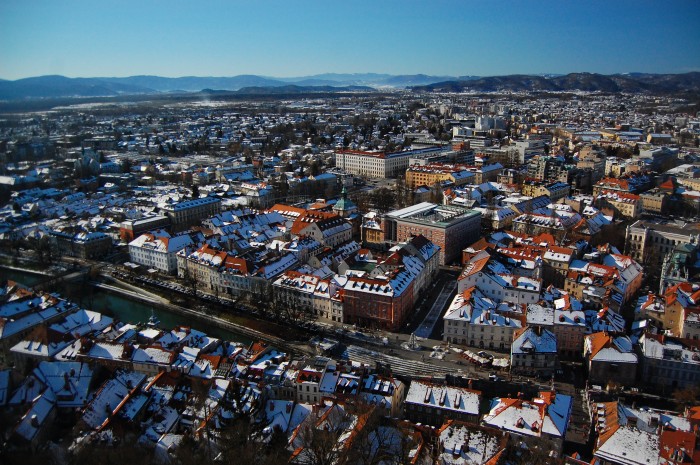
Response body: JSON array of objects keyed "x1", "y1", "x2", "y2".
[
  {"x1": 202, "y1": 85, "x2": 376, "y2": 95},
  {"x1": 0, "y1": 72, "x2": 698, "y2": 100},
  {"x1": 0, "y1": 73, "x2": 473, "y2": 99}
]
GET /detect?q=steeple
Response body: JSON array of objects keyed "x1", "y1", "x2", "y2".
[{"x1": 333, "y1": 186, "x2": 357, "y2": 218}]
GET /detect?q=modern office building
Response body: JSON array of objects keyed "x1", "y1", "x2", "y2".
[{"x1": 383, "y1": 202, "x2": 481, "y2": 265}]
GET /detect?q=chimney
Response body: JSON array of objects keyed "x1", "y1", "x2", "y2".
[
  {"x1": 286, "y1": 403, "x2": 292, "y2": 414},
  {"x1": 31, "y1": 415, "x2": 39, "y2": 427},
  {"x1": 269, "y1": 401, "x2": 275, "y2": 411}
]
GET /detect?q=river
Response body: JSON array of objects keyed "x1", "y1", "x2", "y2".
[{"x1": 0, "y1": 267, "x2": 252, "y2": 344}]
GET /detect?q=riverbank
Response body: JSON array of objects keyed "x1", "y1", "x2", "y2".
[
  {"x1": 97, "y1": 276, "x2": 313, "y2": 355},
  {"x1": 0, "y1": 263, "x2": 53, "y2": 278},
  {"x1": 2, "y1": 264, "x2": 312, "y2": 356}
]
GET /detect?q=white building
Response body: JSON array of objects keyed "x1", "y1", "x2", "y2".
[
  {"x1": 129, "y1": 233, "x2": 194, "y2": 274},
  {"x1": 443, "y1": 286, "x2": 522, "y2": 350},
  {"x1": 483, "y1": 391, "x2": 572, "y2": 458},
  {"x1": 458, "y1": 251, "x2": 541, "y2": 304},
  {"x1": 510, "y1": 326, "x2": 558, "y2": 376},
  {"x1": 335, "y1": 147, "x2": 444, "y2": 178}
]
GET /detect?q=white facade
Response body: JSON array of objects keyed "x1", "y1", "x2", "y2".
[
  {"x1": 129, "y1": 233, "x2": 193, "y2": 274},
  {"x1": 336, "y1": 148, "x2": 444, "y2": 179},
  {"x1": 458, "y1": 257, "x2": 541, "y2": 305},
  {"x1": 443, "y1": 287, "x2": 522, "y2": 350}
]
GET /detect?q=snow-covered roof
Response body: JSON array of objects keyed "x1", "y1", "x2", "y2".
[
  {"x1": 437, "y1": 421, "x2": 506, "y2": 465},
  {"x1": 483, "y1": 391, "x2": 571, "y2": 440},
  {"x1": 404, "y1": 380, "x2": 480, "y2": 416},
  {"x1": 512, "y1": 327, "x2": 557, "y2": 354}
]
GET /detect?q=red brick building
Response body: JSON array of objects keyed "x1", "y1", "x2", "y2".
[
  {"x1": 342, "y1": 273, "x2": 415, "y2": 331},
  {"x1": 384, "y1": 202, "x2": 481, "y2": 266}
]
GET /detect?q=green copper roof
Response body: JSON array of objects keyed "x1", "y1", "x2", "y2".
[{"x1": 334, "y1": 187, "x2": 357, "y2": 212}]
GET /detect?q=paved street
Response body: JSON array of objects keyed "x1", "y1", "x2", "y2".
[
  {"x1": 414, "y1": 279, "x2": 456, "y2": 338},
  {"x1": 341, "y1": 345, "x2": 458, "y2": 378}
]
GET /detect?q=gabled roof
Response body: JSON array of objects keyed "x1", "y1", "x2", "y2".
[
  {"x1": 483, "y1": 391, "x2": 572, "y2": 440},
  {"x1": 584, "y1": 332, "x2": 637, "y2": 364},
  {"x1": 665, "y1": 282, "x2": 700, "y2": 309},
  {"x1": 512, "y1": 327, "x2": 557, "y2": 354},
  {"x1": 459, "y1": 252, "x2": 491, "y2": 280},
  {"x1": 405, "y1": 380, "x2": 481, "y2": 416}
]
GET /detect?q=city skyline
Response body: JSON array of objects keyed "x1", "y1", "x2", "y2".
[{"x1": 1, "y1": 0, "x2": 699, "y2": 80}]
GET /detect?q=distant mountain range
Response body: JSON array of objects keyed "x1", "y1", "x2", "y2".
[
  {"x1": 0, "y1": 72, "x2": 698, "y2": 100},
  {"x1": 411, "y1": 72, "x2": 700, "y2": 94},
  {"x1": 0, "y1": 73, "x2": 477, "y2": 100},
  {"x1": 202, "y1": 84, "x2": 375, "y2": 95}
]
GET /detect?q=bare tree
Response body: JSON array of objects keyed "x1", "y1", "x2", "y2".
[
  {"x1": 344, "y1": 409, "x2": 417, "y2": 465},
  {"x1": 290, "y1": 404, "x2": 356, "y2": 465},
  {"x1": 181, "y1": 262, "x2": 198, "y2": 296}
]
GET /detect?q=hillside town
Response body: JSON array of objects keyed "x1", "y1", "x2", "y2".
[{"x1": 1, "y1": 89, "x2": 700, "y2": 465}]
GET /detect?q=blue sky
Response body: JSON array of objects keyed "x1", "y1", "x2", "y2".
[{"x1": 1, "y1": 0, "x2": 699, "y2": 80}]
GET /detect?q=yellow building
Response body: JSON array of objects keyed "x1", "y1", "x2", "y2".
[
  {"x1": 595, "y1": 191, "x2": 641, "y2": 219},
  {"x1": 521, "y1": 181, "x2": 570, "y2": 203},
  {"x1": 405, "y1": 164, "x2": 475, "y2": 189}
]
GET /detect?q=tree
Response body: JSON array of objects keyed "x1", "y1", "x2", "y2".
[
  {"x1": 672, "y1": 385, "x2": 700, "y2": 409},
  {"x1": 182, "y1": 263, "x2": 198, "y2": 296},
  {"x1": 69, "y1": 441, "x2": 154, "y2": 465},
  {"x1": 120, "y1": 157, "x2": 132, "y2": 174},
  {"x1": 394, "y1": 176, "x2": 413, "y2": 209},
  {"x1": 180, "y1": 379, "x2": 287, "y2": 465},
  {"x1": 290, "y1": 406, "x2": 353, "y2": 465},
  {"x1": 370, "y1": 188, "x2": 396, "y2": 214},
  {"x1": 351, "y1": 191, "x2": 371, "y2": 213},
  {"x1": 191, "y1": 184, "x2": 200, "y2": 199},
  {"x1": 344, "y1": 410, "x2": 416, "y2": 465},
  {"x1": 28, "y1": 235, "x2": 55, "y2": 266},
  {"x1": 308, "y1": 161, "x2": 320, "y2": 177},
  {"x1": 429, "y1": 182, "x2": 443, "y2": 205}
]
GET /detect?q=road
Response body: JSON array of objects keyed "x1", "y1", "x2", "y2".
[
  {"x1": 414, "y1": 279, "x2": 456, "y2": 338},
  {"x1": 341, "y1": 345, "x2": 458, "y2": 378}
]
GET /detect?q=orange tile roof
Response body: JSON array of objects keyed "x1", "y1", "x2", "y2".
[
  {"x1": 198, "y1": 354, "x2": 221, "y2": 370},
  {"x1": 532, "y1": 232, "x2": 557, "y2": 245},
  {"x1": 465, "y1": 237, "x2": 495, "y2": 252},
  {"x1": 686, "y1": 406, "x2": 700, "y2": 423},
  {"x1": 659, "y1": 429, "x2": 699, "y2": 464},
  {"x1": 585, "y1": 332, "x2": 613, "y2": 359},
  {"x1": 459, "y1": 255, "x2": 490, "y2": 280},
  {"x1": 269, "y1": 203, "x2": 307, "y2": 217},
  {"x1": 659, "y1": 178, "x2": 677, "y2": 191},
  {"x1": 290, "y1": 210, "x2": 343, "y2": 235},
  {"x1": 594, "y1": 401, "x2": 621, "y2": 449}
]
